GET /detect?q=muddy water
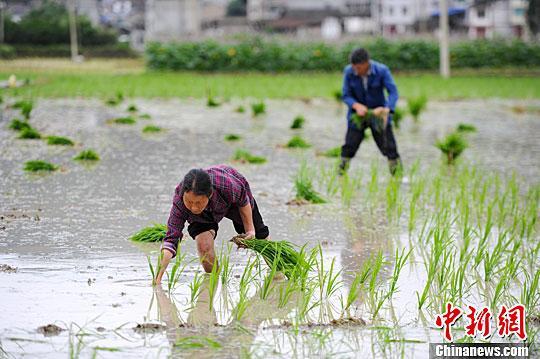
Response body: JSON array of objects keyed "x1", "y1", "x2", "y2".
[{"x1": 1, "y1": 98, "x2": 539, "y2": 358}]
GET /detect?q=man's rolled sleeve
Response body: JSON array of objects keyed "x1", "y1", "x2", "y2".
[{"x1": 161, "y1": 197, "x2": 186, "y2": 258}]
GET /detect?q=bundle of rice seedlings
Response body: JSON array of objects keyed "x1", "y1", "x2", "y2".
[
  {"x1": 13, "y1": 99, "x2": 33, "y2": 119},
  {"x1": 323, "y1": 146, "x2": 341, "y2": 158},
  {"x1": 105, "y1": 91, "x2": 124, "y2": 106},
  {"x1": 130, "y1": 223, "x2": 167, "y2": 242},
  {"x1": 207, "y1": 96, "x2": 220, "y2": 107},
  {"x1": 18, "y1": 127, "x2": 41, "y2": 139},
  {"x1": 407, "y1": 95, "x2": 427, "y2": 122},
  {"x1": 142, "y1": 125, "x2": 162, "y2": 133},
  {"x1": 235, "y1": 105, "x2": 245, "y2": 113},
  {"x1": 112, "y1": 116, "x2": 136, "y2": 125},
  {"x1": 8, "y1": 119, "x2": 31, "y2": 131},
  {"x1": 290, "y1": 115, "x2": 305, "y2": 129},
  {"x1": 286, "y1": 135, "x2": 311, "y2": 149},
  {"x1": 436, "y1": 132, "x2": 468, "y2": 164},
  {"x1": 127, "y1": 104, "x2": 138, "y2": 112},
  {"x1": 24, "y1": 160, "x2": 57, "y2": 172},
  {"x1": 74, "y1": 149, "x2": 100, "y2": 161},
  {"x1": 251, "y1": 101, "x2": 266, "y2": 116},
  {"x1": 224, "y1": 133, "x2": 241, "y2": 141},
  {"x1": 456, "y1": 123, "x2": 477, "y2": 133},
  {"x1": 351, "y1": 111, "x2": 386, "y2": 132},
  {"x1": 333, "y1": 90, "x2": 342, "y2": 103},
  {"x1": 392, "y1": 107, "x2": 406, "y2": 129},
  {"x1": 47, "y1": 136, "x2": 74, "y2": 146},
  {"x1": 294, "y1": 162, "x2": 326, "y2": 204},
  {"x1": 140, "y1": 113, "x2": 152, "y2": 120},
  {"x1": 230, "y1": 236, "x2": 308, "y2": 280},
  {"x1": 232, "y1": 149, "x2": 266, "y2": 164}
]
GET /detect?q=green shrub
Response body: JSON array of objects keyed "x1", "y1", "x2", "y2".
[
  {"x1": 24, "y1": 160, "x2": 57, "y2": 172},
  {"x1": 142, "y1": 125, "x2": 162, "y2": 133},
  {"x1": 436, "y1": 132, "x2": 468, "y2": 164},
  {"x1": 47, "y1": 136, "x2": 74, "y2": 146},
  {"x1": 251, "y1": 101, "x2": 266, "y2": 116},
  {"x1": 286, "y1": 135, "x2": 311, "y2": 149},
  {"x1": 408, "y1": 96, "x2": 427, "y2": 122},
  {"x1": 232, "y1": 149, "x2": 266, "y2": 164},
  {"x1": 290, "y1": 115, "x2": 305, "y2": 129},
  {"x1": 224, "y1": 133, "x2": 241, "y2": 141},
  {"x1": 8, "y1": 119, "x2": 31, "y2": 131},
  {"x1": 18, "y1": 127, "x2": 41, "y2": 139},
  {"x1": 74, "y1": 149, "x2": 100, "y2": 161}
]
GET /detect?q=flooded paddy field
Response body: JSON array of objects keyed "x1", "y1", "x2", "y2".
[{"x1": 0, "y1": 97, "x2": 539, "y2": 358}]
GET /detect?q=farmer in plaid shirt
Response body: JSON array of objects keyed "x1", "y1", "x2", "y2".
[{"x1": 156, "y1": 165, "x2": 269, "y2": 284}]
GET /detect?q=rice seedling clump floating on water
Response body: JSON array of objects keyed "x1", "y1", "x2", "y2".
[
  {"x1": 130, "y1": 223, "x2": 167, "y2": 242},
  {"x1": 24, "y1": 160, "x2": 57, "y2": 172},
  {"x1": 293, "y1": 162, "x2": 326, "y2": 204},
  {"x1": 323, "y1": 146, "x2": 341, "y2": 158},
  {"x1": 142, "y1": 125, "x2": 162, "y2": 133},
  {"x1": 8, "y1": 119, "x2": 31, "y2": 131},
  {"x1": 127, "y1": 104, "x2": 138, "y2": 112},
  {"x1": 47, "y1": 136, "x2": 74, "y2": 146},
  {"x1": 105, "y1": 92, "x2": 124, "y2": 106},
  {"x1": 456, "y1": 123, "x2": 477, "y2": 133},
  {"x1": 18, "y1": 127, "x2": 41, "y2": 139},
  {"x1": 207, "y1": 96, "x2": 220, "y2": 107},
  {"x1": 232, "y1": 149, "x2": 267, "y2": 164},
  {"x1": 251, "y1": 101, "x2": 266, "y2": 116},
  {"x1": 224, "y1": 133, "x2": 241, "y2": 141},
  {"x1": 74, "y1": 149, "x2": 100, "y2": 161},
  {"x1": 290, "y1": 115, "x2": 305, "y2": 129},
  {"x1": 235, "y1": 105, "x2": 245, "y2": 113},
  {"x1": 13, "y1": 99, "x2": 33, "y2": 119},
  {"x1": 111, "y1": 116, "x2": 136, "y2": 125},
  {"x1": 436, "y1": 132, "x2": 468, "y2": 164},
  {"x1": 407, "y1": 95, "x2": 427, "y2": 122},
  {"x1": 286, "y1": 135, "x2": 311, "y2": 149}
]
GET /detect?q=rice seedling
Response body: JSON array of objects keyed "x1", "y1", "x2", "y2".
[
  {"x1": 129, "y1": 223, "x2": 167, "y2": 242},
  {"x1": 8, "y1": 119, "x2": 30, "y2": 131},
  {"x1": 290, "y1": 115, "x2": 305, "y2": 129},
  {"x1": 456, "y1": 123, "x2": 477, "y2": 133},
  {"x1": 207, "y1": 257, "x2": 220, "y2": 310},
  {"x1": 219, "y1": 243, "x2": 233, "y2": 286},
  {"x1": 147, "y1": 251, "x2": 163, "y2": 286},
  {"x1": 391, "y1": 107, "x2": 406, "y2": 129},
  {"x1": 73, "y1": 149, "x2": 100, "y2": 161},
  {"x1": 111, "y1": 116, "x2": 136, "y2": 125},
  {"x1": 323, "y1": 146, "x2": 341, "y2": 158},
  {"x1": 47, "y1": 136, "x2": 74, "y2": 146},
  {"x1": 174, "y1": 336, "x2": 222, "y2": 350},
  {"x1": 105, "y1": 91, "x2": 124, "y2": 106},
  {"x1": 224, "y1": 133, "x2": 241, "y2": 141},
  {"x1": 142, "y1": 125, "x2": 162, "y2": 133},
  {"x1": 24, "y1": 160, "x2": 58, "y2": 172},
  {"x1": 407, "y1": 95, "x2": 427, "y2": 122},
  {"x1": 139, "y1": 113, "x2": 152, "y2": 120},
  {"x1": 293, "y1": 162, "x2": 326, "y2": 204},
  {"x1": 18, "y1": 126, "x2": 41, "y2": 139},
  {"x1": 189, "y1": 271, "x2": 205, "y2": 304},
  {"x1": 342, "y1": 259, "x2": 372, "y2": 316},
  {"x1": 333, "y1": 90, "x2": 342, "y2": 103},
  {"x1": 207, "y1": 96, "x2": 220, "y2": 107},
  {"x1": 235, "y1": 105, "x2": 245, "y2": 113},
  {"x1": 388, "y1": 248, "x2": 412, "y2": 299},
  {"x1": 286, "y1": 135, "x2": 311, "y2": 149},
  {"x1": 436, "y1": 132, "x2": 468, "y2": 164},
  {"x1": 13, "y1": 99, "x2": 33, "y2": 119},
  {"x1": 232, "y1": 149, "x2": 267, "y2": 164},
  {"x1": 167, "y1": 250, "x2": 189, "y2": 293},
  {"x1": 251, "y1": 101, "x2": 266, "y2": 116},
  {"x1": 520, "y1": 269, "x2": 540, "y2": 317}
]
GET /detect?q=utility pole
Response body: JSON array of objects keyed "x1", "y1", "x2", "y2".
[
  {"x1": 68, "y1": 0, "x2": 80, "y2": 62},
  {"x1": 439, "y1": 0, "x2": 450, "y2": 78}
]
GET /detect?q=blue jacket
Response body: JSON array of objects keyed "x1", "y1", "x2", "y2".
[{"x1": 342, "y1": 60, "x2": 399, "y2": 128}]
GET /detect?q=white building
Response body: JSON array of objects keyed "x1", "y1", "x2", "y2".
[
  {"x1": 467, "y1": 0, "x2": 528, "y2": 39},
  {"x1": 145, "y1": 0, "x2": 201, "y2": 42}
]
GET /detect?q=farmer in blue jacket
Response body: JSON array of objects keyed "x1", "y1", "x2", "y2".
[{"x1": 340, "y1": 48, "x2": 402, "y2": 175}]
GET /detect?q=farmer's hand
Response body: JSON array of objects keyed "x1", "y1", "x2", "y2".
[
  {"x1": 155, "y1": 250, "x2": 173, "y2": 286},
  {"x1": 373, "y1": 107, "x2": 389, "y2": 117},
  {"x1": 243, "y1": 231, "x2": 256, "y2": 240},
  {"x1": 352, "y1": 103, "x2": 368, "y2": 116}
]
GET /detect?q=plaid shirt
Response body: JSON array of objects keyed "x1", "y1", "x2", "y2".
[{"x1": 162, "y1": 165, "x2": 254, "y2": 257}]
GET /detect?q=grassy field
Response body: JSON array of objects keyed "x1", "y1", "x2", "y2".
[{"x1": 1, "y1": 59, "x2": 539, "y2": 100}]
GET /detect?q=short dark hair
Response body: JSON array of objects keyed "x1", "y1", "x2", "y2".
[
  {"x1": 350, "y1": 48, "x2": 369, "y2": 64},
  {"x1": 182, "y1": 169, "x2": 212, "y2": 197}
]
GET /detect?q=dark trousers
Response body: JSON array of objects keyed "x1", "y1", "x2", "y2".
[{"x1": 341, "y1": 120, "x2": 400, "y2": 160}]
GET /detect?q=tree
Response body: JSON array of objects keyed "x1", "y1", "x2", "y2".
[
  {"x1": 227, "y1": 0, "x2": 247, "y2": 17},
  {"x1": 528, "y1": 0, "x2": 540, "y2": 35}
]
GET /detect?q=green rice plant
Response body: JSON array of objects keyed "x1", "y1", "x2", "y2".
[
  {"x1": 392, "y1": 107, "x2": 406, "y2": 129},
  {"x1": 407, "y1": 95, "x2": 427, "y2": 122},
  {"x1": 112, "y1": 116, "x2": 136, "y2": 125},
  {"x1": 73, "y1": 149, "x2": 100, "y2": 161},
  {"x1": 139, "y1": 113, "x2": 152, "y2": 120},
  {"x1": 105, "y1": 91, "x2": 124, "y2": 106},
  {"x1": 129, "y1": 223, "x2": 167, "y2": 242},
  {"x1": 13, "y1": 99, "x2": 33, "y2": 119},
  {"x1": 208, "y1": 257, "x2": 220, "y2": 310},
  {"x1": 219, "y1": 243, "x2": 233, "y2": 286},
  {"x1": 207, "y1": 96, "x2": 220, "y2": 107},
  {"x1": 286, "y1": 135, "x2": 311, "y2": 148},
  {"x1": 147, "y1": 251, "x2": 164, "y2": 286},
  {"x1": 167, "y1": 250, "x2": 189, "y2": 293},
  {"x1": 323, "y1": 146, "x2": 341, "y2": 158},
  {"x1": 18, "y1": 126, "x2": 41, "y2": 139},
  {"x1": 24, "y1": 160, "x2": 58, "y2": 172},
  {"x1": 251, "y1": 101, "x2": 266, "y2": 116},
  {"x1": 127, "y1": 104, "x2": 138, "y2": 112},
  {"x1": 456, "y1": 123, "x2": 477, "y2": 133},
  {"x1": 174, "y1": 336, "x2": 221, "y2": 350},
  {"x1": 230, "y1": 236, "x2": 307, "y2": 281},
  {"x1": 388, "y1": 248, "x2": 412, "y2": 299},
  {"x1": 342, "y1": 259, "x2": 372, "y2": 316},
  {"x1": 47, "y1": 136, "x2": 74, "y2": 146},
  {"x1": 290, "y1": 115, "x2": 305, "y2": 129},
  {"x1": 293, "y1": 162, "x2": 326, "y2": 204},
  {"x1": 189, "y1": 271, "x2": 205, "y2": 304},
  {"x1": 436, "y1": 132, "x2": 468, "y2": 164},
  {"x1": 235, "y1": 105, "x2": 245, "y2": 113},
  {"x1": 297, "y1": 282, "x2": 319, "y2": 323},
  {"x1": 520, "y1": 269, "x2": 540, "y2": 316},
  {"x1": 142, "y1": 125, "x2": 162, "y2": 133},
  {"x1": 333, "y1": 90, "x2": 342, "y2": 103},
  {"x1": 224, "y1": 133, "x2": 241, "y2": 141},
  {"x1": 8, "y1": 119, "x2": 30, "y2": 131},
  {"x1": 232, "y1": 149, "x2": 267, "y2": 164}
]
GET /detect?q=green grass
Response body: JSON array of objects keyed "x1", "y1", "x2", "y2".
[
  {"x1": 224, "y1": 133, "x2": 241, "y2": 141},
  {"x1": 286, "y1": 135, "x2": 311, "y2": 149},
  {"x1": 232, "y1": 149, "x2": 266, "y2": 164},
  {"x1": 74, "y1": 149, "x2": 100, "y2": 161},
  {"x1": 47, "y1": 136, "x2": 74, "y2": 146},
  {"x1": 18, "y1": 127, "x2": 41, "y2": 139},
  {"x1": 8, "y1": 119, "x2": 31, "y2": 131},
  {"x1": 3, "y1": 64, "x2": 539, "y2": 99},
  {"x1": 130, "y1": 224, "x2": 167, "y2": 242},
  {"x1": 111, "y1": 116, "x2": 136, "y2": 125},
  {"x1": 24, "y1": 160, "x2": 57, "y2": 172},
  {"x1": 290, "y1": 115, "x2": 305, "y2": 129},
  {"x1": 142, "y1": 125, "x2": 162, "y2": 133}
]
